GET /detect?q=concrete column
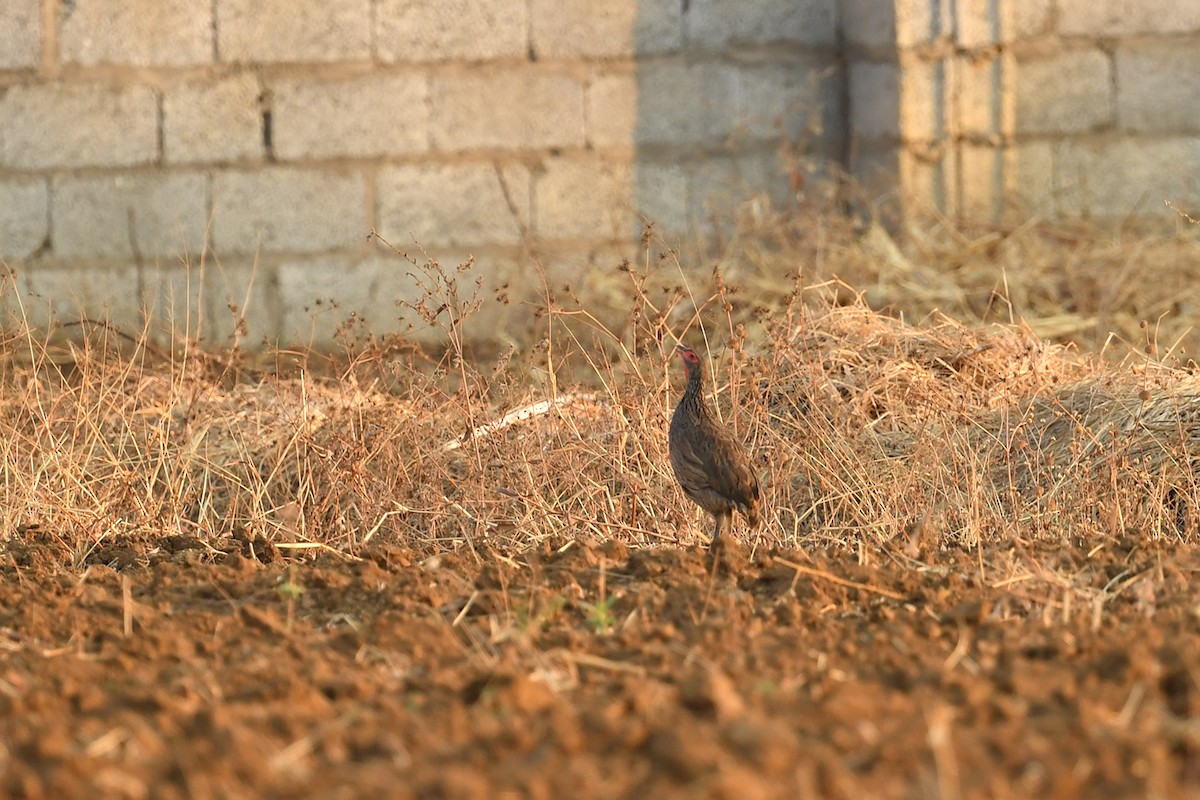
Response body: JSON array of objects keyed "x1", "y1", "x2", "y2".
[{"x1": 844, "y1": 0, "x2": 1014, "y2": 222}]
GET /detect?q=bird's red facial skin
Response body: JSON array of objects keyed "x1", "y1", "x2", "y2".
[{"x1": 676, "y1": 347, "x2": 699, "y2": 378}]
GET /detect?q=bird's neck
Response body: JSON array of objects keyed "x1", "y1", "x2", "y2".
[{"x1": 683, "y1": 365, "x2": 705, "y2": 404}]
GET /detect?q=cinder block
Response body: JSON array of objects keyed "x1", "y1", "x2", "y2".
[
  {"x1": 957, "y1": 143, "x2": 1006, "y2": 221},
  {"x1": 22, "y1": 264, "x2": 147, "y2": 332},
  {"x1": 901, "y1": 59, "x2": 948, "y2": 143},
  {"x1": 899, "y1": 147, "x2": 956, "y2": 213},
  {"x1": 375, "y1": 0, "x2": 526, "y2": 62},
  {"x1": 535, "y1": 244, "x2": 641, "y2": 307},
  {"x1": 1117, "y1": 44, "x2": 1200, "y2": 133},
  {"x1": 280, "y1": 253, "x2": 534, "y2": 345},
  {"x1": 688, "y1": 158, "x2": 742, "y2": 224},
  {"x1": 1015, "y1": 50, "x2": 1113, "y2": 135},
  {"x1": 852, "y1": 57, "x2": 956, "y2": 147},
  {"x1": 787, "y1": 155, "x2": 842, "y2": 205},
  {"x1": 841, "y1": 0, "x2": 897, "y2": 50},
  {"x1": 139, "y1": 258, "x2": 279, "y2": 345},
  {"x1": 687, "y1": 0, "x2": 837, "y2": 46},
  {"x1": 1010, "y1": 0, "x2": 1054, "y2": 36},
  {"x1": 142, "y1": 262, "x2": 207, "y2": 342},
  {"x1": 0, "y1": 271, "x2": 26, "y2": 329},
  {"x1": 445, "y1": 251, "x2": 544, "y2": 344},
  {"x1": 634, "y1": 161, "x2": 689, "y2": 236},
  {"x1": 61, "y1": 0, "x2": 212, "y2": 67},
  {"x1": 531, "y1": 0, "x2": 681, "y2": 58},
  {"x1": 1058, "y1": 0, "x2": 1200, "y2": 36},
  {"x1": 277, "y1": 258, "x2": 402, "y2": 344},
  {"x1": 0, "y1": 83, "x2": 158, "y2": 169},
  {"x1": 688, "y1": 151, "x2": 792, "y2": 222},
  {"x1": 431, "y1": 67, "x2": 585, "y2": 151},
  {"x1": 1056, "y1": 137, "x2": 1200, "y2": 218},
  {"x1": 317, "y1": 251, "x2": 528, "y2": 344},
  {"x1": 895, "y1": 0, "x2": 955, "y2": 46},
  {"x1": 952, "y1": 52, "x2": 1012, "y2": 138},
  {"x1": 273, "y1": 72, "x2": 428, "y2": 160},
  {"x1": 849, "y1": 145, "x2": 902, "y2": 202},
  {"x1": 217, "y1": 0, "x2": 370, "y2": 62},
  {"x1": 842, "y1": 0, "x2": 952, "y2": 49},
  {"x1": 212, "y1": 168, "x2": 366, "y2": 254},
  {"x1": 533, "y1": 157, "x2": 634, "y2": 241},
  {"x1": 848, "y1": 62, "x2": 901, "y2": 142},
  {"x1": 52, "y1": 173, "x2": 210, "y2": 260},
  {"x1": 0, "y1": 0, "x2": 40, "y2": 68},
  {"x1": 955, "y1": 0, "x2": 1005, "y2": 47},
  {"x1": 587, "y1": 70, "x2": 637, "y2": 148},
  {"x1": 735, "y1": 59, "x2": 845, "y2": 144},
  {"x1": 165, "y1": 72, "x2": 263, "y2": 164},
  {"x1": 586, "y1": 241, "x2": 641, "y2": 275},
  {"x1": 1014, "y1": 140, "x2": 1056, "y2": 216},
  {"x1": 635, "y1": 61, "x2": 738, "y2": 147},
  {"x1": 377, "y1": 163, "x2": 531, "y2": 248},
  {"x1": 0, "y1": 178, "x2": 49, "y2": 261}
]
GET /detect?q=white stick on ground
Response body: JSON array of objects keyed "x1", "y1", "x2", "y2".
[{"x1": 441, "y1": 392, "x2": 598, "y2": 451}]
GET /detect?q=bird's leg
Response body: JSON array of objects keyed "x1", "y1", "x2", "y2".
[{"x1": 708, "y1": 512, "x2": 724, "y2": 554}]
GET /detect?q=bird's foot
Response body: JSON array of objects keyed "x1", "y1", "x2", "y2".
[{"x1": 704, "y1": 534, "x2": 745, "y2": 575}]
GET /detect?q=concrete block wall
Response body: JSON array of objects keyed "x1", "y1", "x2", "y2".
[
  {"x1": 0, "y1": 0, "x2": 842, "y2": 345},
  {"x1": 845, "y1": 0, "x2": 1014, "y2": 221},
  {"x1": 1012, "y1": 0, "x2": 1200, "y2": 218},
  {"x1": 847, "y1": 0, "x2": 1200, "y2": 222}
]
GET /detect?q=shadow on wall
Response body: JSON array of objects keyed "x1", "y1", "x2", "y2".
[{"x1": 630, "y1": 0, "x2": 847, "y2": 253}]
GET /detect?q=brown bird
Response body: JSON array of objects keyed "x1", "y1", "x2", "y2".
[{"x1": 669, "y1": 344, "x2": 761, "y2": 552}]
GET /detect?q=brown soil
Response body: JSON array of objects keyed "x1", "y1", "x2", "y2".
[{"x1": 1, "y1": 532, "x2": 1197, "y2": 800}]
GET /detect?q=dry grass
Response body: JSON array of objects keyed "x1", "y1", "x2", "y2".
[
  {"x1": 711, "y1": 189, "x2": 1200, "y2": 356},
  {"x1": 3, "y1": 200, "x2": 1200, "y2": 566}
]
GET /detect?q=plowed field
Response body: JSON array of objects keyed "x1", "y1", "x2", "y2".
[{"x1": 2, "y1": 530, "x2": 1196, "y2": 799}]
